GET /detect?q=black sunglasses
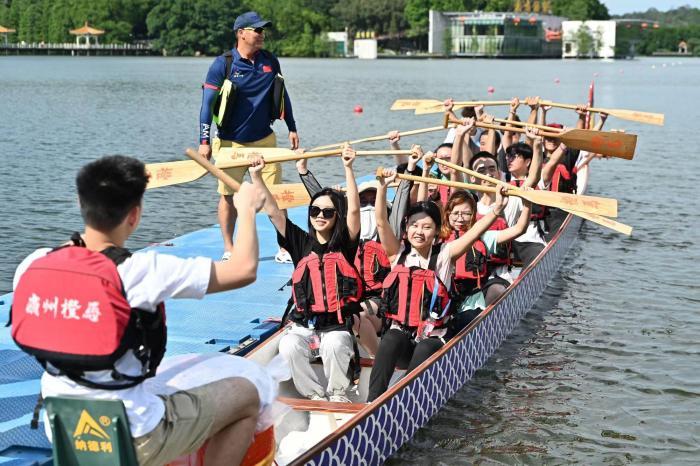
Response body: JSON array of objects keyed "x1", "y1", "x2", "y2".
[
  {"x1": 243, "y1": 27, "x2": 265, "y2": 34},
  {"x1": 309, "y1": 206, "x2": 336, "y2": 219}
]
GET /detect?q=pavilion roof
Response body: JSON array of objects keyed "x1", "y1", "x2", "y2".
[
  {"x1": 0, "y1": 25, "x2": 16, "y2": 34},
  {"x1": 69, "y1": 21, "x2": 104, "y2": 35}
]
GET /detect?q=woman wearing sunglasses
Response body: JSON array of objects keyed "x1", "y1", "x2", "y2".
[
  {"x1": 257, "y1": 145, "x2": 362, "y2": 403},
  {"x1": 367, "y1": 149, "x2": 511, "y2": 402}
]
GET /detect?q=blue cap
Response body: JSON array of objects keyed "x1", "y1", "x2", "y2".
[{"x1": 233, "y1": 11, "x2": 272, "y2": 31}]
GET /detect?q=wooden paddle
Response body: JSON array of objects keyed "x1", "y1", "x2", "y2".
[
  {"x1": 147, "y1": 148, "x2": 411, "y2": 189},
  {"x1": 184, "y1": 148, "x2": 240, "y2": 192},
  {"x1": 311, "y1": 124, "x2": 454, "y2": 151},
  {"x1": 391, "y1": 99, "x2": 511, "y2": 112},
  {"x1": 448, "y1": 116, "x2": 637, "y2": 160},
  {"x1": 414, "y1": 100, "x2": 512, "y2": 115},
  {"x1": 432, "y1": 157, "x2": 632, "y2": 235},
  {"x1": 377, "y1": 169, "x2": 618, "y2": 218},
  {"x1": 539, "y1": 100, "x2": 664, "y2": 126}
]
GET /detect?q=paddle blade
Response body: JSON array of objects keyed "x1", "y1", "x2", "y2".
[
  {"x1": 562, "y1": 209, "x2": 632, "y2": 235},
  {"x1": 391, "y1": 99, "x2": 439, "y2": 111},
  {"x1": 270, "y1": 183, "x2": 311, "y2": 209},
  {"x1": 516, "y1": 189, "x2": 618, "y2": 218},
  {"x1": 559, "y1": 129, "x2": 637, "y2": 160},
  {"x1": 414, "y1": 102, "x2": 446, "y2": 115},
  {"x1": 145, "y1": 160, "x2": 206, "y2": 189},
  {"x1": 601, "y1": 108, "x2": 665, "y2": 126}
]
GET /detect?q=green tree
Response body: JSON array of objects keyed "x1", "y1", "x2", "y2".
[
  {"x1": 147, "y1": 0, "x2": 244, "y2": 56},
  {"x1": 551, "y1": 0, "x2": 609, "y2": 20},
  {"x1": 574, "y1": 23, "x2": 593, "y2": 57}
]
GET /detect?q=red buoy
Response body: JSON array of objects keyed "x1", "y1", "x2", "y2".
[
  {"x1": 554, "y1": 78, "x2": 560, "y2": 84},
  {"x1": 353, "y1": 105, "x2": 363, "y2": 113},
  {"x1": 487, "y1": 86, "x2": 495, "y2": 94}
]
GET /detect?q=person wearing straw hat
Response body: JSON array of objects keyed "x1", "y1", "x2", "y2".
[{"x1": 198, "y1": 11, "x2": 299, "y2": 263}]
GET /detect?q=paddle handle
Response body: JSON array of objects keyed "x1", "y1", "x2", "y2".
[
  {"x1": 313, "y1": 124, "x2": 452, "y2": 150},
  {"x1": 493, "y1": 117, "x2": 563, "y2": 133},
  {"x1": 447, "y1": 115, "x2": 560, "y2": 138},
  {"x1": 540, "y1": 100, "x2": 610, "y2": 115},
  {"x1": 433, "y1": 158, "x2": 503, "y2": 186},
  {"x1": 453, "y1": 100, "x2": 512, "y2": 107},
  {"x1": 185, "y1": 148, "x2": 241, "y2": 192},
  {"x1": 376, "y1": 168, "x2": 501, "y2": 196},
  {"x1": 220, "y1": 149, "x2": 413, "y2": 169}
]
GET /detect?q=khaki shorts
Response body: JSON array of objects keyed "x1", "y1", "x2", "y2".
[
  {"x1": 213, "y1": 132, "x2": 282, "y2": 195},
  {"x1": 133, "y1": 383, "x2": 219, "y2": 466}
]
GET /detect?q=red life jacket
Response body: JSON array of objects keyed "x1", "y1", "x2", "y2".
[
  {"x1": 551, "y1": 162, "x2": 577, "y2": 194},
  {"x1": 474, "y1": 212, "x2": 512, "y2": 267},
  {"x1": 510, "y1": 179, "x2": 548, "y2": 221},
  {"x1": 11, "y1": 244, "x2": 166, "y2": 390},
  {"x1": 380, "y1": 244, "x2": 452, "y2": 338},
  {"x1": 291, "y1": 251, "x2": 363, "y2": 325},
  {"x1": 448, "y1": 231, "x2": 490, "y2": 297},
  {"x1": 436, "y1": 185, "x2": 451, "y2": 205},
  {"x1": 354, "y1": 240, "x2": 391, "y2": 295}
]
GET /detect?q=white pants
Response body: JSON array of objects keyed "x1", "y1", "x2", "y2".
[{"x1": 278, "y1": 325, "x2": 355, "y2": 398}]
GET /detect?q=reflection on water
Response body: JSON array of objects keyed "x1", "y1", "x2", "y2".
[{"x1": 1, "y1": 56, "x2": 699, "y2": 463}]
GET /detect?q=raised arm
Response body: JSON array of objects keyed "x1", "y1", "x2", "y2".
[
  {"x1": 415, "y1": 147, "x2": 432, "y2": 203},
  {"x1": 342, "y1": 145, "x2": 361, "y2": 240},
  {"x1": 390, "y1": 150, "x2": 420, "y2": 235},
  {"x1": 375, "y1": 169, "x2": 401, "y2": 260},
  {"x1": 593, "y1": 112, "x2": 608, "y2": 131},
  {"x1": 523, "y1": 127, "x2": 543, "y2": 189},
  {"x1": 481, "y1": 113, "x2": 497, "y2": 155},
  {"x1": 575, "y1": 104, "x2": 588, "y2": 130},
  {"x1": 386, "y1": 130, "x2": 406, "y2": 166},
  {"x1": 541, "y1": 141, "x2": 568, "y2": 185},
  {"x1": 253, "y1": 158, "x2": 287, "y2": 236},
  {"x1": 496, "y1": 198, "x2": 532, "y2": 243},
  {"x1": 448, "y1": 185, "x2": 506, "y2": 261},
  {"x1": 502, "y1": 98, "x2": 519, "y2": 152},
  {"x1": 208, "y1": 181, "x2": 264, "y2": 292},
  {"x1": 296, "y1": 156, "x2": 323, "y2": 197},
  {"x1": 452, "y1": 118, "x2": 475, "y2": 182}
]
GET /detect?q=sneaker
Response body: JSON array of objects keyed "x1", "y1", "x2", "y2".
[
  {"x1": 328, "y1": 395, "x2": 352, "y2": 403},
  {"x1": 309, "y1": 394, "x2": 327, "y2": 401},
  {"x1": 221, "y1": 251, "x2": 232, "y2": 262},
  {"x1": 275, "y1": 248, "x2": 293, "y2": 264}
]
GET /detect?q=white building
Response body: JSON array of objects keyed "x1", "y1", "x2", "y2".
[{"x1": 562, "y1": 20, "x2": 615, "y2": 58}]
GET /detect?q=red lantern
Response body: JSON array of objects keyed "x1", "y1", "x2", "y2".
[
  {"x1": 653, "y1": 23, "x2": 659, "y2": 29},
  {"x1": 641, "y1": 22, "x2": 648, "y2": 29},
  {"x1": 513, "y1": 17, "x2": 521, "y2": 26},
  {"x1": 528, "y1": 16, "x2": 537, "y2": 24}
]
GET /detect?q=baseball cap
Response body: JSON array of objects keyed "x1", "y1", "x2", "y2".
[{"x1": 233, "y1": 11, "x2": 271, "y2": 31}]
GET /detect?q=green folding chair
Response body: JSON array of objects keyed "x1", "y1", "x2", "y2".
[{"x1": 43, "y1": 396, "x2": 138, "y2": 466}]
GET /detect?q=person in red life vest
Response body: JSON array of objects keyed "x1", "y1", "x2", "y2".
[
  {"x1": 366, "y1": 160, "x2": 512, "y2": 402},
  {"x1": 440, "y1": 188, "x2": 532, "y2": 335},
  {"x1": 505, "y1": 128, "x2": 546, "y2": 269},
  {"x1": 257, "y1": 145, "x2": 362, "y2": 403},
  {"x1": 11, "y1": 155, "x2": 282, "y2": 466},
  {"x1": 540, "y1": 104, "x2": 604, "y2": 240}
]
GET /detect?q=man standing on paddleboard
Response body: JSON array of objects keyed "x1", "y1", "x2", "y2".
[{"x1": 198, "y1": 11, "x2": 299, "y2": 263}]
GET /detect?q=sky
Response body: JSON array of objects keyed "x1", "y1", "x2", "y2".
[{"x1": 602, "y1": 0, "x2": 700, "y2": 15}]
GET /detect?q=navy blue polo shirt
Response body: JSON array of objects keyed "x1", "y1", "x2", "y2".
[{"x1": 203, "y1": 48, "x2": 296, "y2": 143}]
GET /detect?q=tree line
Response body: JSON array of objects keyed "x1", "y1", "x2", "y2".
[{"x1": 2, "y1": 0, "x2": 696, "y2": 56}]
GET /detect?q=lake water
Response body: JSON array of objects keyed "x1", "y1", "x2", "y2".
[{"x1": 1, "y1": 55, "x2": 699, "y2": 463}]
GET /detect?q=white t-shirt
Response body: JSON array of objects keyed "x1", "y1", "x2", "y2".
[
  {"x1": 504, "y1": 178, "x2": 547, "y2": 246},
  {"x1": 13, "y1": 248, "x2": 212, "y2": 438}
]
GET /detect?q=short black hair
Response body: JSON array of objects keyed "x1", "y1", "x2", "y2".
[
  {"x1": 505, "y1": 142, "x2": 533, "y2": 160},
  {"x1": 470, "y1": 151, "x2": 500, "y2": 171},
  {"x1": 460, "y1": 107, "x2": 476, "y2": 118},
  {"x1": 434, "y1": 142, "x2": 453, "y2": 153},
  {"x1": 76, "y1": 155, "x2": 148, "y2": 231},
  {"x1": 403, "y1": 200, "x2": 443, "y2": 232}
]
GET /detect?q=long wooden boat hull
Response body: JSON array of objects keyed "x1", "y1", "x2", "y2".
[{"x1": 251, "y1": 166, "x2": 589, "y2": 465}]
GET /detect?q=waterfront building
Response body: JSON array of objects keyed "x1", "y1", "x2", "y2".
[
  {"x1": 428, "y1": 10, "x2": 564, "y2": 57},
  {"x1": 562, "y1": 20, "x2": 654, "y2": 59}
]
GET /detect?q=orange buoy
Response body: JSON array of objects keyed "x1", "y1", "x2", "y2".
[{"x1": 353, "y1": 105, "x2": 363, "y2": 113}]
